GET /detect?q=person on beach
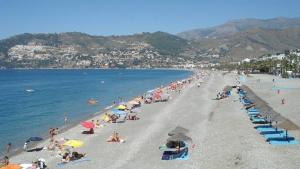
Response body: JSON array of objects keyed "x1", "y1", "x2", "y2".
[
  {"x1": 1, "y1": 156, "x2": 9, "y2": 166},
  {"x1": 47, "y1": 140, "x2": 55, "y2": 151},
  {"x1": 107, "y1": 131, "x2": 123, "y2": 142},
  {"x1": 55, "y1": 128, "x2": 59, "y2": 135},
  {"x1": 61, "y1": 152, "x2": 71, "y2": 163},
  {"x1": 23, "y1": 142, "x2": 28, "y2": 151},
  {"x1": 5, "y1": 143, "x2": 11, "y2": 155},
  {"x1": 70, "y1": 151, "x2": 86, "y2": 161},
  {"x1": 49, "y1": 128, "x2": 54, "y2": 141},
  {"x1": 64, "y1": 113, "x2": 68, "y2": 125},
  {"x1": 95, "y1": 120, "x2": 103, "y2": 128},
  {"x1": 89, "y1": 127, "x2": 94, "y2": 134}
]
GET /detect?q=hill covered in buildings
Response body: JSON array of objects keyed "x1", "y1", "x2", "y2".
[
  {"x1": 0, "y1": 31, "x2": 194, "y2": 68},
  {"x1": 2, "y1": 17, "x2": 300, "y2": 68}
]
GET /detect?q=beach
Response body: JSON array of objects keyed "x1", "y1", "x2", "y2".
[{"x1": 8, "y1": 71, "x2": 300, "y2": 169}]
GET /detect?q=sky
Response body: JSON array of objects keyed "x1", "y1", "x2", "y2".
[{"x1": 1, "y1": 0, "x2": 300, "y2": 39}]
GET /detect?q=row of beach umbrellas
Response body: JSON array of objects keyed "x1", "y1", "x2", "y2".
[{"x1": 241, "y1": 85, "x2": 299, "y2": 131}]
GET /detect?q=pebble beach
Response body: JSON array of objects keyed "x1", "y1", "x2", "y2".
[{"x1": 7, "y1": 71, "x2": 300, "y2": 169}]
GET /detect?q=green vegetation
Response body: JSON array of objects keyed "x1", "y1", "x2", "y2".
[
  {"x1": 145, "y1": 32, "x2": 188, "y2": 56},
  {"x1": 217, "y1": 54, "x2": 300, "y2": 78}
]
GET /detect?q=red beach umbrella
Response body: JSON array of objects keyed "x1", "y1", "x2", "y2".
[{"x1": 80, "y1": 121, "x2": 95, "y2": 129}]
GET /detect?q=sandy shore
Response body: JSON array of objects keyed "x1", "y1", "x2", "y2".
[{"x1": 9, "y1": 71, "x2": 300, "y2": 169}]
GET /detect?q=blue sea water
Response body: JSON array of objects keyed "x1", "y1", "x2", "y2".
[{"x1": 0, "y1": 69, "x2": 191, "y2": 154}]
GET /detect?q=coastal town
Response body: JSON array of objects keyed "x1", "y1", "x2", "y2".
[{"x1": 2, "y1": 1, "x2": 300, "y2": 169}]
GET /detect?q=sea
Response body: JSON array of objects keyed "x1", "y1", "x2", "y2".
[{"x1": 0, "y1": 69, "x2": 191, "y2": 155}]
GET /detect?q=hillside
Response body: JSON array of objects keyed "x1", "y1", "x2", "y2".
[
  {"x1": 190, "y1": 28, "x2": 300, "y2": 61},
  {"x1": 0, "y1": 32, "x2": 192, "y2": 68},
  {"x1": 178, "y1": 17, "x2": 300, "y2": 40},
  {"x1": 2, "y1": 17, "x2": 300, "y2": 68},
  {"x1": 178, "y1": 17, "x2": 300, "y2": 61}
]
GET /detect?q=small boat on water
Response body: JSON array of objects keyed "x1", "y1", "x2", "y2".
[{"x1": 25, "y1": 89, "x2": 35, "y2": 93}]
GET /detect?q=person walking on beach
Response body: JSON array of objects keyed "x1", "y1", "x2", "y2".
[
  {"x1": 5, "y1": 143, "x2": 11, "y2": 155},
  {"x1": 23, "y1": 142, "x2": 28, "y2": 151},
  {"x1": 49, "y1": 128, "x2": 56, "y2": 141},
  {"x1": 64, "y1": 113, "x2": 68, "y2": 125}
]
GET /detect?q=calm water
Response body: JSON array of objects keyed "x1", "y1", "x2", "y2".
[{"x1": 0, "y1": 69, "x2": 191, "y2": 154}]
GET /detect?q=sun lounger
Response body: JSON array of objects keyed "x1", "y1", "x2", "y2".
[
  {"x1": 248, "y1": 108, "x2": 258, "y2": 112},
  {"x1": 254, "y1": 125, "x2": 272, "y2": 129},
  {"x1": 255, "y1": 125, "x2": 277, "y2": 132},
  {"x1": 161, "y1": 147, "x2": 188, "y2": 160},
  {"x1": 248, "y1": 111, "x2": 260, "y2": 116},
  {"x1": 260, "y1": 130, "x2": 284, "y2": 135},
  {"x1": 266, "y1": 136, "x2": 296, "y2": 142},
  {"x1": 257, "y1": 127, "x2": 279, "y2": 132},
  {"x1": 251, "y1": 118, "x2": 267, "y2": 124},
  {"x1": 269, "y1": 139, "x2": 298, "y2": 145},
  {"x1": 263, "y1": 131, "x2": 288, "y2": 139}
]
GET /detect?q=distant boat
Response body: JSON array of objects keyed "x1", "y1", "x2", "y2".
[
  {"x1": 101, "y1": 81, "x2": 105, "y2": 84},
  {"x1": 26, "y1": 89, "x2": 35, "y2": 93}
]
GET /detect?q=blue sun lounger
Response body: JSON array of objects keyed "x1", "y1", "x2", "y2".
[
  {"x1": 269, "y1": 137, "x2": 298, "y2": 145},
  {"x1": 255, "y1": 125, "x2": 276, "y2": 132},
  {"x1": 162, "y1": 148, "x2": 188, "y2": 160},
  {"x1": 248, "y1": 108, "x2": 258, "y2": 112},
  {"x1": 252, "y1": 118, "x2": 267, "y2": 124},
  {"x1": 248, "y1": 111, "x2": 260, "y2": 116},
  {"x1": 263, "y1": 130, "x2": 288, "y2": 139}
]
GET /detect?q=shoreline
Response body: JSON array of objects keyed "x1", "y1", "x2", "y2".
[
  {"x1": 4, "y1": 70, "x2": 195, "y2": 161},
  {"x1": 0, "y1": 67, "x2": 194, "y2": 71},
  {"x1": 8, "y1": 71, "x2": 300, "y2": 169}
]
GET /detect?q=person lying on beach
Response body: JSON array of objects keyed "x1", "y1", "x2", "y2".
[
  {"x1": 82, "y1": 128, "x2": 94, "y2": 134},
  {"x1": 107, "y1": 131, "x2": 125, "y2": 143},
  {"x1": 127, "y1": 114, "x2": 140, "y2": 120},
  {"x1": 70, "y1": 151, "x2": 86, "y2": 161},
  {"x1": 61, "y1": 152, "x2": 71, "y2": 163},
  {"x1": 110, "y1": 114, "x2": 118, "y2": 123}
]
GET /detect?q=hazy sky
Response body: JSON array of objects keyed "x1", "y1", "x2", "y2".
[{"x1": 1, "y1": 0, "x2": 300, "y2": 39}]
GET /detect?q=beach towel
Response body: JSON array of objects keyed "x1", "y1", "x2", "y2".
[{"x1": 56, "y1": 158, "x2": 91, "y2": 168}]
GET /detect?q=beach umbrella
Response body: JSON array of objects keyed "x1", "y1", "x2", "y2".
[
  {"x1": 111, "y1": 109, "x2": 127, "y2": 116},
  {"x1": 168, "y1": 126, "x2": 189, "y2": 136},
  {"x1": 101, "y1": 114, "x2": 110, "y2": 122},
  {"x1": 63, "y1": 140, "x2": 83, "y2": 148},
  {"x1": 273, "y1": 118, "x2": 299, "y2": 140},
  {"x1": 26, "y1": 136, "x2": 43, "y2": 143},
  {"x1": 80, "y1": 121, "x2": 95, "y2": 129},
  {"x1": 117, "y1": 105, "x2": 126, "y2": 110},
  {"x1": 167, "y1": 133, "x2": 192, "y2": 143},
  {"x1": 0, "y1": 164, "x2": 21, "y2": 169}
]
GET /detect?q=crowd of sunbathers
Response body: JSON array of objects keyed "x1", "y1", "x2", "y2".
[{"x1": 1, "y1": 73, "x2": 205, "y2": 168}]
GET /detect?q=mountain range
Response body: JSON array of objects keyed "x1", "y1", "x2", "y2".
[{"x1": 1, "y1": 17, "x2": 300, "y2": 68}]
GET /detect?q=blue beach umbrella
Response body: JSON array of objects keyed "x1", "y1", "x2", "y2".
[
  {"x1": 111, "y1": 109, "x2": 127, "y2": 116},
  {"x1": 26, "y1": 137, "x2": 43, "y2": 143}
]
